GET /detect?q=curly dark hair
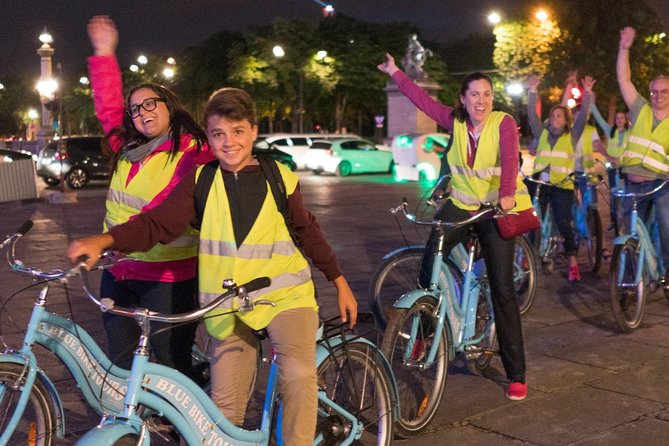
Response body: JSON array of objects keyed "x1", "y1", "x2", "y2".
[{"x1": 103, "y1": 83, "x2": 207, "y2": 171}]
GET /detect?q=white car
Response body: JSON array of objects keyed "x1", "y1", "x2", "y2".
[
  {"x1": 305, "y1": 138, "x2": 394, "y2": 176},
  {"x1": 256, "y1": 133, "x2": 360, "y2": 170}
]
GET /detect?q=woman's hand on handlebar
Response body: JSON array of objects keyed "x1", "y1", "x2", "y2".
[
  {"x1": 67, "y1": 234, "x2": 115, "y2": 270},
  {"x1": 499, "y1": 196, "x2": 515, "y2": 212}
]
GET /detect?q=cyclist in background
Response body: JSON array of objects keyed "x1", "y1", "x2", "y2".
[{"x1": 616, "y1": 26, "x2": 669, "y2": 285}]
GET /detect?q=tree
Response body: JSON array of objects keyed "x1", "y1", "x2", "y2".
[{"x1": 0, "y1": 76, "x2": 40, "y2": 138}]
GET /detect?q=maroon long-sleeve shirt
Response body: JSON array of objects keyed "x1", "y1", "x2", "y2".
[
  {"x1": 108, "y1": 163, "x2": 343, "y2": 281},
  {"x1": 391, "y1": 70, "x2": 519, "y2": 199}
]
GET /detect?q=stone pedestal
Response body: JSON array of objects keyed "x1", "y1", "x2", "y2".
[{"x1": 384, "y1": 81, "x2": 441, "y2": 139}]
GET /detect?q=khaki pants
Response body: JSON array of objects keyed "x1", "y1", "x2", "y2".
[{"x1": 209, "y1": 307, "x2": 319, "y2": 446}]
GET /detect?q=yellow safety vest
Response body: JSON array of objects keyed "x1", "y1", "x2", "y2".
[
  {"x1": 104, "y1": 145, "x2": 199, "y2": 263},
  {"x1": 448, "y1": 111, "x2": 532, "y2": 211},
  {"x1": 620, "y1": 104, "x2": 669, "y2": 175},
  {"x1": 607, "y1": 128, "x2": 628, "y2": 160},
  {"x1": 533, "y1": 129, "x2": 575, "y2": 190},
  {"x1": 197, "y1": 161, "x2": 317, "y2": 340},
  {"x1": 577, "y1": 125, "x2": 596, "y2": 173}
]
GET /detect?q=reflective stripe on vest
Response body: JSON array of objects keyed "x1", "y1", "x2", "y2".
[
  {"x1": 533, "y1": 130, "x2": 575, "y2": 190},
  {"x1": 104, "y1": 143, "x2": 200, "y2": 262},
  {"x1": 620, "y1": 104, "x2": 669, "y2": 175},
  {"x1": 197, "y1": 161, "x2": 317, "y2": 340},
  {"x1": 447, "y1": 111, "x2": 532, "y2": 211}
]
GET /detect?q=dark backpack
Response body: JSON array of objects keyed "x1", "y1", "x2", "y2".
[{"x1": 193, "y1": 157, "x2": 298, "y2": 246}]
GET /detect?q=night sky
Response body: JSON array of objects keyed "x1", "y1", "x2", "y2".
[{"x1": 2, "y1": 0, "x2": 669, "y2": 80}]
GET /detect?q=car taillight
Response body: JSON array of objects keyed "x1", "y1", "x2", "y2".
[
  {"x1": 55, "y1": 150, "x2": 68, "y2": 160},
  {"x1": 325, "y1": 149, "x2": 333, "y2": 156}
]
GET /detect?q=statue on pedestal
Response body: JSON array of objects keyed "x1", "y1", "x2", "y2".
[{"x1": 402, "y1": 34, "x2": 433, "y2": 82}]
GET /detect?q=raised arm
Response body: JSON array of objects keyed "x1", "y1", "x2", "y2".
[
  {"x1": 378, "y1": 53, "x2": 454, "y2": 130},
  {"x1": 589, "y1": 93, "x2": 612, "y2": 136},
  {"x1": 617, "y1": 27, "x2": 639, "y2": 108},
  {"x1": 571, "y1": 76, "x2": 595, "y2": 142},
  {"x1": 560, "y1": 71, "x2": 578, "y2": 106},
  {"x1": 526, "y1": 75, "x2": 544, "y2": 138},
  {"x1": 87, "y1": 15, "x2": 125, "y2": 136}
]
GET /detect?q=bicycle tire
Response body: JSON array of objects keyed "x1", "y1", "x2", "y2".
[
  {"x1": 513, "y1": 235, "x2": 538, "y2": 315},
  {"x1": 113, "y1": 434, "x2": 139, "y2": 445},
  {"x1": 583, "y1": 207, "x2": 603, "y2": 273},
  {"x1": 370, "y1": 247, "x2": 467, "y2": 330},
  {"x1": 465, "y1": 284, "x2": 498, "y2": 375},
  {"x1": 381, "y1": 296, "x2": 448, "y2": 438},
  {"x1": 609, "y1": 239, "x2": 647, "y2": 332},
  {"x1": 0, "y1": 362, "x2": 57, "y2": 446},
  {"x1": 316, "y1": 342, "x2": 394, "y2": 446}
]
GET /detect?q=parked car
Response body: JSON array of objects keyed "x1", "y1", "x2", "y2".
[
  {"x1": 0, "y1": 148, "x2": 36, "y2": 163},
  {"x1": 391, "y1": 133, "x2": 450, "y2": 181},
  {"x1": 257, "y1": 133, "x2": 361, "y2": 169},
  {"x1": 36, "y1": 136, "x2": 109, "y2": 189},
  {"x1": 305, "y1": 138, "x2": 394, "y2": 176},
  {"x1": 252, "y1": 141, "x2": 297, "y2": 171}
]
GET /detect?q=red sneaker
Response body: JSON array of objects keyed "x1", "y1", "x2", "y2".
[
  {"x1": 568, "y1": 265, "x2": 581, "y2": 282},
  {"x1": 506, "y1": 381, "x2": 527, "y2": 401}
]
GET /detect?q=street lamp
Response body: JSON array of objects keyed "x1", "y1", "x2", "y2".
[
  {"x1": 36, "y1": 28, "x2": 56, "y2": 151},
  {"x1": 487, "y1": 11, "x2": 501, "y2": 25}
]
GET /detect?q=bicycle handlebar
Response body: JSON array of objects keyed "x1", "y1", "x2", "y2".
[
  {"x1": 523, "y1": 172, "x2": 604, "y2": 188},
  {"x1": 390, "y1": 198, "x2": 504, "y2": 228},
  {"x1": 613, "y1": 179, "x2": 669, "y2": 199},
  {"x1": 2, "y1": 220, "x2": 273, "y2": 325}
]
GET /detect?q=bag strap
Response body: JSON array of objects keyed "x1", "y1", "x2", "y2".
[
  {"x1": 257, "y1": 155, "x2": 301, "y2": 248},
  {"x1": 193, "y1": 160, "x2": 219, "y2": 231}
]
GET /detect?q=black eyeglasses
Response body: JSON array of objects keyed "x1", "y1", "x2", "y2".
[{"x1": 126, "y1": 97, "x2": 165, "y2": 118}]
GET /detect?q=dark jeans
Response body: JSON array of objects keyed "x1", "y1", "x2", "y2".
[
  {"x1": 419, "y1": 201, "x2": 526, "y2": 383},
  {"x1": 538, "y1": 185, "x2": 578, "y2": 255},
  {"x1": 608, "y1": 167, "x2": 621, "y2": 235},
  {"x1": 100, "y1": 270, "x2": 199, "y2": 381}
]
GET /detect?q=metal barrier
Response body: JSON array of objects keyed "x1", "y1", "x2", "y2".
[{"x1": 0, "y1": 159, "x2": 39, "y2": 202}]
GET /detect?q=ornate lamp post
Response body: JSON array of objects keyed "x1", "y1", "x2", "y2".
[{"x1": 35, "y1": 28, "x2": 57, "y2": 151}]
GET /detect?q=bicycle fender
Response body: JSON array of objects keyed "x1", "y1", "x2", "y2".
[
  {"x1": 392, "y1": 289, "x2": 436, "y2": 310},
  {"x1": 0, "y1": 354, "x2": 66, "y2": 438},
  {"x1": 613, "y1": 233, "x2": 636, "y2": 246},
  {"x1": 316, "y1": 337, "x2": 401, "y2": 419},
  {"x1": 75, "y1": 421, "x2": 145, "y2": 445},
  {"x1": 381, "y1": 244, "x2": 425, "y2": 261}
]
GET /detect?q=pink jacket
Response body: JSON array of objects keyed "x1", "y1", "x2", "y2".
[{"x1": 88, "y1": 55, "x2": 214, "y2": 282}]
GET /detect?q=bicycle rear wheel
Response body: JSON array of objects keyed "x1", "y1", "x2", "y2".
[
  {"x1": 0, "y1": 363, "x2": 57, "y2": 446},
  {"x1": 381, "y1": 296, "x2": 448, "y2": 438},
  {"x1": 315, "y1": 342, "x2": 394, "y2": 445},
  {"x1": 609, "y1": 239, "x2": 647, "y2": 332},
  {"x1": 513, "y1": 235, "x2": 537, "y2": 314}
]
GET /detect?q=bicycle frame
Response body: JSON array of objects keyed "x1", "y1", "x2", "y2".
[
  {"x1": 0, "y1": 280, "x2": 130, "y2": 446},
  {"x1": 77, "y1": 321, "x2": 398, "y2": 446},
  {"x1": 391, "y1": 231, "x2": 488, "y2": 368},
  {"x1": 613, "y1": 195, "x2": 664, "y2": 286}
]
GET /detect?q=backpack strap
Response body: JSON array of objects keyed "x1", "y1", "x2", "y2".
[
  {"x1": 193, "y1": 160, "x2": 219, "y2": 231},
  {"x1": 256, "y1": 155, "x2": 300, "y2": 248}
]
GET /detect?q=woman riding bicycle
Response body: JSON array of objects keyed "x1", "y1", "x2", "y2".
[
  {"x1": 378, "y1": 53, "x2": 531, "y2": 400},
  {"x1": 526, "y1": 74, "x2": 595, "y2": 282}
]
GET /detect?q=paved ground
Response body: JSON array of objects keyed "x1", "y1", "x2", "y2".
[{"x1": 1, "y1": 173, "x2": 669, "y2": 445}]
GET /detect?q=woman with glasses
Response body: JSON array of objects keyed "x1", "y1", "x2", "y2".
[{"x1": 87, "y1": 15, "x2": 212, "y2": 382}]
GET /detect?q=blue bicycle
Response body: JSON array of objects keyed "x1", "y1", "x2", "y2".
[
  {"x1": 379, "y1": 200, "x2": 499, "y2": 438},
  {"x1": 610, "y1": 180, "x2": 669, "y2": 332}
]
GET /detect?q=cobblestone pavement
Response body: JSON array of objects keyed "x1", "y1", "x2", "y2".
[{"x1": 1, "y1": 173, "x2": 669, "y2": 445}]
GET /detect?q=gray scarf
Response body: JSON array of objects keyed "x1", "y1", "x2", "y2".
[{"x1": 123, "y1": 134, "x2": 170, "y2": 163}]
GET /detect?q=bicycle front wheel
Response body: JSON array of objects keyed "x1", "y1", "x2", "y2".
[
  {"x1": 316, "y1": 342, "x2": 394, "y2": 446},
  {"x1": 513, "y1": 235, "x2": 537, "y2": 314},
  {"x1": 609, "y1": 239, "x2": 647, "y2": 332},
  {"x1": 465, "y1": 286, "x2": 498, "y2": 375},
  {"x1": 381, "y1": 296, "x2": 448, "y2": 438},
  {"x1": 0, "y1": 363, "x2": 57, "y2": 446}
]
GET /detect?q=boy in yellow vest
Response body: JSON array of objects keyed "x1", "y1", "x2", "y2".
[{"x1": 68, "y1": 87, "x2": 358, "y2": 446}]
